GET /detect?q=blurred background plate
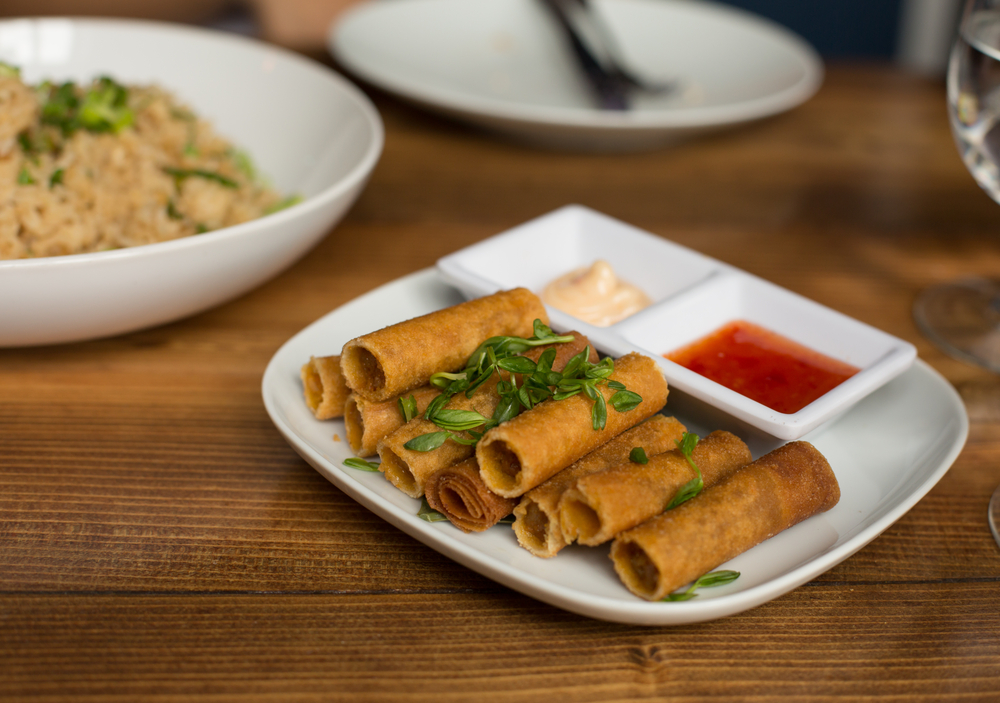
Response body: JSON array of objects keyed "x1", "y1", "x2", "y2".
[
  {"x1": 0, "y1": 18, "x2": 383, "y2": 347},
  {"x1": 329, "y1": 0, "x2": 823, "y2": 150}
]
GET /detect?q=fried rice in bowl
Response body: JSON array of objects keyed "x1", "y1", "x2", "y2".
[{"x1": 0, "y1": 17, "x2": 383, "y2": 346}]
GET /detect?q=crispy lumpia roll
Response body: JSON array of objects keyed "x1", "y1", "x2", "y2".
[
  {"x1": 560, "y1": 430, "x2": 751, "y2": 546},
  {"x1": 478, "y1": 352, "x2": 669, "y2": 499},
  {"x1": 611, "y1": 441, "x2": 840, "y2": 601},
  {"x1": 377, "y1": 336, "x2": 597, "y2": 498},
  {"x1": 301, "y1": 356, "x2": 350, "y2": 420},
  {"x1": 344, "y1": 386, "x2": 442, "y2": 457},
  {"x1": 378, "y1": 396, "x2": 493, "y2": 499},
  {"x1": 425, "y1": 458, "x2": 517, "y2": 533},
  {"x1": 512, "y1": 415, "x2": 687, "y2": 557},
  {"x1": 340, "y1": 287, "x2": 548, "y2": 402}
]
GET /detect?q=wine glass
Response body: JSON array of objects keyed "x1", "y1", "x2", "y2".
[{"x1": 911, "y1": 0, "x2": 1000, "y2": 547}]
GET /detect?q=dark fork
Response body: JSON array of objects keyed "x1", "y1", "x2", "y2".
[{"x1": 539, "y1": 0, "x2": 674, "y2": 110}]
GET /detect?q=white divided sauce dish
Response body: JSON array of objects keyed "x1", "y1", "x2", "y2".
[{"x1": 436, "y1": 205, "x2": 917, "y2": 440}]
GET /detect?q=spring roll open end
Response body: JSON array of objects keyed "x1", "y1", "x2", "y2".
[
  {"x1": 341, "y1": 346, "x2": 386, "y2": 397},
  {"x1": 379, "y1": 446, "x2": 421, "y2": 498},
  {"x1": 301, "y1": 356, "x2": 349, "y2": 420},
  {"x1": 343, "y1": 396, "x2": 365, "y2": 455},
  {"x1": 613, "y1": 540, "x2": 660, "y2": 599},
  {"x1": 514, "y1": 499, "x2": 550, "y2": 552},
  {"x1": 560, "y1": 496, "x2": 601, "y2": 543},
  {"x1": 301, "y1": 362, "x2": 324, "y2": 413},
  {"x1": 478, "y1": 439, "x2": 524, "y2": 495}
]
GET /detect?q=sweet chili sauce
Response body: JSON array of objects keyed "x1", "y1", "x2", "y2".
[{"x1": 665, "y1": 320, "x2": 860, "y2": 414}]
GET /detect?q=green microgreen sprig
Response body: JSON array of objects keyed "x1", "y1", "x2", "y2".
[
  {"x1": 343, "y1": 457, "x2": 380, "y2": 472},
  {"x1": 630, "y1": 447, "x2": 649, "y2": 464},
  {"x1": 417, "y1": 497, "x2": 448, "y2": 522},
  {"x1": 403, "y1": 320, "x2": 645, "y2": 452},
  {"x1": 664, "y1": 570, "x2": 740, "y2": 601},
  {"x1": 398, "y1": 395, "x2": 419, "y2": 423},
  {"x1": 666, "y1": 432, "x2": 703, "y2": 510}
]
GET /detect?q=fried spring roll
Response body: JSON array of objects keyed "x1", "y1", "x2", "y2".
[
  {"x1": 610, "y1": 441, "x2": 840, "y2": 601},
  {"x1": 425, "y1": 458, "x2": 517, "y2": 533},
  {"x1": 301, "y1": 355, "x2": 350, "y2": 420},
  {"x1": 377, "y1": 336, "x2": 597, "y2": 498},
  {"x1": 344, "y1": 386, "x2": 442, "y2": 457},
  {"x1": 560, "y1": 430, "x2": 751, "y2": 546},
  {"x1": 477, "y1": 352, "x2": 669, "y2": 499},
  {"x1": 377, "y1": 384, "x2": 496, "y2": 498},
  {"x1": 340, "y1": 287, "x2": 547, "y2": 402},
  {"x1": 512, "y1": 415, "x2": 687, "y2": 558}
]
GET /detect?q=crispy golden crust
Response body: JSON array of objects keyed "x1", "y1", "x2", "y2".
[
  {"x1": 610, "y1": 441, "x2": 840, "y2": 601},
  {"x1": 300, "y1": 356, "x2": 350, "y2": 420},
  {"x1": 512, "y1": 415, "x2": 686, "y2": 558},
  {"x1": 377, "y1": 414, "x2": 485, "y2": 499},
  {"x1": 344, "y1": 386, "x2": 442, "y2": 458},
  {"x1": 339, "y1": 288, "x2": 548, "y2": 402},
  {"x1": 374, "y1": 335, "x2": 597, "y2": 498},
  {"x1": 425, "y1": 458, "x2": 517, "y2": 533},
  {"x1": 477, "y1": 352, "x2": 669, "y2": 499},
  {"x1": 560, "y1": 430, "x2": 751, "y2": 546}
]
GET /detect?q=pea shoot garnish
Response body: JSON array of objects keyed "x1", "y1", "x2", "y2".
[
  {"x1": 663, "y1": 570, "x2": 740, "y2": 601},
  {"x1": 666, "y1": 432, "x2": 703, "y2": 509},
  {"x1": 402, "y1": 319, "x2": 644, "y2": 452},
  {"x1": 417, "y1": 497, "x2": 447, "y2": 522},
  {"x1": 630, "y1": 447, "x2": 649, "y2": 464},
  {"x1": 398, "y1": 395, "x2": 419, "y2": 423},
  {"x1": 343, "y1": 457, "x2": 380, "y2": 472}
]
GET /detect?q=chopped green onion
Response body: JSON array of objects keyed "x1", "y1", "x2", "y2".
[{"x1": 163, "y1": 166, "x2": 238, "y2": 189}]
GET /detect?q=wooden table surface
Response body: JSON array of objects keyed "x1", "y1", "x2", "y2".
[{"x1": 3, "y1": 62, "x2": 1000, "y2": 702}]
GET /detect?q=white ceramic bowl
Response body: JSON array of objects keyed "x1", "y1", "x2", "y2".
[
  {"x1": 437, "y1": 205, "x2": 917, "y2": 439},
  {"x1": 0, "y1": 18, "x2": 383, "y2": 347}
]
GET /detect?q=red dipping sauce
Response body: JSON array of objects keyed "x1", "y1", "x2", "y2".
[{"x1": 665, "y1": 320, "x2": 860, "y2": 414}]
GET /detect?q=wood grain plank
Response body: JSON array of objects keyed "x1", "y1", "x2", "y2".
[{"x1": 2, "y1": 588, "x2": 998, "y2": 702}]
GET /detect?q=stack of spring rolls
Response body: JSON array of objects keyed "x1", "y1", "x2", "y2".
[{"x1": 301, "y1": 287, "x2": 841, "y2": 601}]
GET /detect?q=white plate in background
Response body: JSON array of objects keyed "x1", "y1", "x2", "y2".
[
  {"x1": 262, "y1": 268, "x2": 967, "y2": 626},
  {"x1": 329, "y1": 0, "x2": 822, "y2": 150}
]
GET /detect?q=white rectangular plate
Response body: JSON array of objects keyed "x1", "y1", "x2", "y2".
[{"x1": 262, "y1": 268, "x2": 968, "y2": 625}]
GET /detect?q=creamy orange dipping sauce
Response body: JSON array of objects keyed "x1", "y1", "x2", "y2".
[
  {"x1": 542, "y1": 260, "x2": 651, "y2": 327},
  {"x1": 665, "y1": 320, "x2": 860, "y2": 414}
]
